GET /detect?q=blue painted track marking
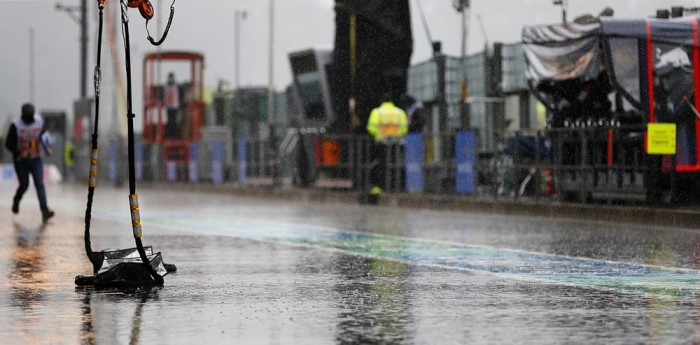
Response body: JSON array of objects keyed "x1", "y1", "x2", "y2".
[{"x1": 143, "y1": 212, "x2": 700, "y2": 297}]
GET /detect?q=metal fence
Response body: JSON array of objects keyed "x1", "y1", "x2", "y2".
[
  {"x1": 234, "y1": 125, "x2": 653, "y2": 203},
  {"x1": 70, "y1": 124, "x2": 660, "y2": 204}
]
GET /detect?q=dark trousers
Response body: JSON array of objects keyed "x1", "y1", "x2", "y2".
[
  {"x1": 13, "y1": 157, "x2": 49, "y2": 212},
  {"x1": 165, "y1": 108, "x2": 179, "y2": 139},
  {"x1": 369, "y1": 143, "x2": 388, "y2": 190},
  {"x1": 369, "y1": 141, "x2": 405, "y2": 192}
]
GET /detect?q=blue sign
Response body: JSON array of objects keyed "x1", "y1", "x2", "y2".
[
  {"x1": 212, "y1": 140, "x2": 223, "y2": 184},
  {"x1": 456, "y1": 131, "x2": 475, "y2": 194},
  {"x1": 1, "y1": 164, "x2": 15, "y2": 181},
  {"x1": 237, "y1": 140, "x2": 247, "y2": 184},
  {"x1": 189, "y1": 142, "x2": 199, "y2": 182},
  {"x1": 135, "y1": 142, "x2": 143, "y2": 181},
  {"x1": 404, "y1": 133, "x2": 424, "y2": 193},
  {"x1": 108, "y1": 144, "x2": 118, "y2": 182}
]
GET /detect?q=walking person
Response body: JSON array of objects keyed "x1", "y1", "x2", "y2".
[
  {"x1": 4, "y1": 103, "x2": 55, "y2": 223},
  {"x1": 366, "y1": 93, "x2": 409, "y2": 196}
]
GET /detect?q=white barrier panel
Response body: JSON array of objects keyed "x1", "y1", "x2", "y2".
[
  {"x1": 166, "y1": 161, "x2": 177, "y2": 182},
  {"x1": 0, "y1": 163, "x2": 63, "y2": 186}
]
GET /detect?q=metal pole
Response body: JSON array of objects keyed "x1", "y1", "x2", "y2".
[
  {"x1": 29, "y1": 27, "x2": 35, "y2": 103},
  {"x1": 460, "y1": 1, "x2": 470, "y2": 129},
  {"x1": 555, "y1": 0, "x2": 568, "y2": 24},
  {"x1": 267, "y1": 0, "x2": 275, "y2": 128},
  {"x1": 235, "y1": 11, "x2": 240, "y2": 89},
  {"x1": 55, "y1": 1, "x2": 87, "y2": 99},
  {"x1": 563, "y1": 6, "x2": 567, "y2": 24},
  {"x1": 266, "y1": 2, "x2": 277, "y2": 184},
  {"x1": 234, "y1": 10, "x2": 246, "y2": 89}
]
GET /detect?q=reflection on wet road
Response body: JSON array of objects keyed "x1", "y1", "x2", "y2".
[
  {"x1": 2, "y1": 184, "x2": 700, "y2": 344},
  {"x1": 149, "y1": 213, "x2": 700, "y2": 296},
  {"x1": 10, "y1": 222, "x2": 48, "y2": 310}
]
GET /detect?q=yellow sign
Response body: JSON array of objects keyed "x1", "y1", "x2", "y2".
[{"x1": 647, "y1": 123, "x2": 676, "y2": 155}]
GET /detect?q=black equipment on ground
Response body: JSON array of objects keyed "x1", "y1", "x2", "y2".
[{"x1": 75, "y1": 0, "x2": 176, "y2": 289}]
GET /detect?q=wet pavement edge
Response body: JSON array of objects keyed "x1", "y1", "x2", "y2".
[{"x1": 140, "y1": 182, "x2": 700, "y2": 229}]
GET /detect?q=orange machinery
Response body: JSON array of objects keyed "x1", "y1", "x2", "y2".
[
  {"x1": 142, "y1": 51, "x2": 204, "y2": 180},
  {"x1": 142, "y1": 51, "x2": 205, "y2": 144}
]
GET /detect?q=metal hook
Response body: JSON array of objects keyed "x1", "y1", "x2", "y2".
[{"x1": 145, "y1": 0, "x2": 175, "y2": 46}]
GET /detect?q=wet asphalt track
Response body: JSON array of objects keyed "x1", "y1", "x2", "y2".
[{"x1": 3, "y1": 182, "x2": 700, "y2": 344}]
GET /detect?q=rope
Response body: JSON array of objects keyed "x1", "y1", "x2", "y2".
[
  {"x1": 120, "y1": 0, "x2": 164, "y2": 285},
  {"x1": 84, "y1": 4, "x2": 105, "y2": 273}
]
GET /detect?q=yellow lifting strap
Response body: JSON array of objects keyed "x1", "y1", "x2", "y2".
[
  {"x1": 129, "y1": 194, "x2": 143, "y2": 238},
  {"x1": 89, "y1": 149, "x2": 99, "y2": 188}
]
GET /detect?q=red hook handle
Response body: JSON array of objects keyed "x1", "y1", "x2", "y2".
[
  {"x1": 96, "y1": 0, "x2": 152, "y2": 20},
  {"x1": 127, "y1": 0, "x2": 154, "y2": 20}
]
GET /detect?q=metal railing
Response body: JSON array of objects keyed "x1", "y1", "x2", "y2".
[{"x1": 122, "y1": 124, "x2": 662, "y2": 204}]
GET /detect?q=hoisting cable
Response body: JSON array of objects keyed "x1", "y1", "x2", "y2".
[
  {"x1": 413, "y1": 0, "x2": 435, "y2": 53},
  {"x1": 120, "y1": 0, "x2": 164, "y2": 285},
  {"x1": 83, "y1": 1, "x2": 106, "y2": 272},
  {"x1": 146, "y1": 0, "x2": 175, "y2": 46}
]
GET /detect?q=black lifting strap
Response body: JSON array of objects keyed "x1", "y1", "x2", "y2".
[
  {"x1": 84, "y1": 4, "x2": 106, "y2": 272},
  {"x1": 146, "y1": 0, "x2": 175, "y2": 46},
  {"x1": 121, "y1": 0, "x2": 164, "y2": 285}
]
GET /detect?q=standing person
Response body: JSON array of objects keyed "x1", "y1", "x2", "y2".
[
  {"x1": 4, "y1": 103, "x2": 55, "y2": 223},
  {"x1": 366, "y1": 93, "x2": 409, "y2": 196},
  {"x1": 64, "y1": 138, "x2": 75, "y2": 182},
  {"x1": 165, "y1": 72, "x2": 181, "y2": 139}
]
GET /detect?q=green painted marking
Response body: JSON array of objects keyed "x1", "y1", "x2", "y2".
[{"x1": 147, "y1": 213, "x2": 700, "y2": 297}]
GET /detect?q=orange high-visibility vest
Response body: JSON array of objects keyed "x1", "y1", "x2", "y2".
[{"x1": 165, "y1": 84, "x2": 180, "y2": 109}]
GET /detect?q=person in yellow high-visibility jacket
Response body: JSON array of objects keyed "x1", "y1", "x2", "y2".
[
  {"x1": 64, "y1": 139, "x2": 75, "y2": 182},
  {"x1": 366, "y1": 95, "x2": 408, "y2": 196}
]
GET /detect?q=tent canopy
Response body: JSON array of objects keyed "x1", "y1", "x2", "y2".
[
  {"x1": 522, "y1": 17, "x2": 698, "y2": 83},
  {"x1": 523, "y1": 16, "x2": 700, "y2": 111}
]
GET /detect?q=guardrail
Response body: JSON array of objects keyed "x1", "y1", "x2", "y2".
[
  {"x1": 237, "y1": 125, "x2": 653, "y2": 204},
  {"x1": 69, "y1": 124, "x2": 669, "y2": 205}
]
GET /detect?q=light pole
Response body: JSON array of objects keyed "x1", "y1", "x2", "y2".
[
  {"x1": 553, "y1": 0, "x2": 568, "y2": 24},
  {"x1": 56, "y1": 0, "x2": 88, "y2": 99},
  {"x1": 454, "y1": 0, "x2": 470, "y2": 128},
  {"x1": 29, "y1": 27, "x2": 35, "y2": 103},
  {"x1": 234, "y1": 9, "x2": 247, "y2": 89},
  {"x1": 267, "y1": 0, "x2": 278, "y2": 184},
  {"x1": 267, "y1": 0, "x2": 275, "y2": 126}
]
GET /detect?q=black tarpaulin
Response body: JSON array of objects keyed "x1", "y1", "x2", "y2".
[
  {"x1": 76, "y1": 247, "x2": 174, "y2": 289},
  {"x1": 329, "y1": 0, "x2": 413, "y2": 133},
  {"x1": 97, "y1": 247, "x2": 168, "y2": 277}
]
